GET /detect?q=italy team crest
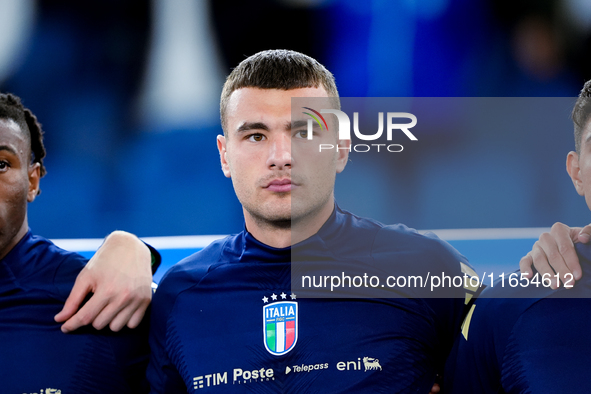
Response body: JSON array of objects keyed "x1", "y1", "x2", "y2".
[{"x1": 263, "y1": 301, "x2": 298, "y2": 356}]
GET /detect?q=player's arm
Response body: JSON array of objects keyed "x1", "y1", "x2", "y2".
[
  {"x1": 54, "y1": 230, "x2": 157, "y2": 332},
  {"x1": 519, "y1": 223, "x2": 591, "y2": 288}
]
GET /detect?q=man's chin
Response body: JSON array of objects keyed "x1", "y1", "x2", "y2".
[
  {"x1": 262, "y1": 211, "x2": 292, "y2": 225},
  {"x1": 246, "y1": 206, "x2": 291, "y2": 228},
  {"x1": 269, "y1": 218, "x2": 291, "y2": 229},
  {"x1": 258, "y1": 215, "x2": 291, "y2": 230}
]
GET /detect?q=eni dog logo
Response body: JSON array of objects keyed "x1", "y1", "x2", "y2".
[{"x1": 363, "y1": 357, "x2": 382, "y2": 372}]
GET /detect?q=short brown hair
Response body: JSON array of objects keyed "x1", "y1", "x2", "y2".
[
  {"x1": 572, "y1": 80, "x2": 591, "y2": 154},
  {"x1": 220, "y1": 49, "x2": 339, "y2": 132}
]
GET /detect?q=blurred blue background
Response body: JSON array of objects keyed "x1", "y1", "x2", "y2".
[{"x1": 1, "y1": 0, "x2": 591, "y2": 240}]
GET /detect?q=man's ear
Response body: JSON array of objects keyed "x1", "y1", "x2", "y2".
[
  {"x1": 217, "y1": 135, "x2": 231, "y2": 178},
  {"x1": 335, "y1": 138, "x2": 350, "y2": 174},
  {"x1": 567, "y1": 151, "x2": 584, "y2": 196},
  {"x1": 27, "y1": 162, "x2": 41, "y2": 202}
]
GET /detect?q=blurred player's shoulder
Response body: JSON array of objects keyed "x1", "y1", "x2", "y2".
[
  {"x1": 446, "y1": 244, "x2": 591, "y2": 393},
  {"x1": 327, "y1": 205, "x2": 468, "y2": 260},
  {"x1": 373, "y1": 221, "x2": 470, "y2": 275}
]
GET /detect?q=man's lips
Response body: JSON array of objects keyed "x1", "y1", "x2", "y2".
[{"x1": 265, "y1": 179, "x2": 294, "y2": 193}]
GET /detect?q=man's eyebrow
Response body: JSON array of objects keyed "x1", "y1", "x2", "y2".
[
  {"x1": 290, "y1": 120, "x2": 309, "y2": 130},
  {"x1": 0, "y1": 145, "x2": 18, "y2": 156},
  {"x1": 236, "y1": 122, "x2": 269, "y2": 132}
]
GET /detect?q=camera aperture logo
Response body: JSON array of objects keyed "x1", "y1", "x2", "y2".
[
  {"x1": 302, "y1": 107, "x2": 417, "y2": 153},
  {"x1": 302, "y1": 107, "x2": 329, "y2": 133}
]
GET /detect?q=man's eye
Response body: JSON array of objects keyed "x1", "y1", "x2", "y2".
[
  {"x1": 0, "y1": 161, "x2": 9, "y2": 171},
  {"x1": 295, "y1": 130, "x2": 309, "y2": 139},
  {"x1": 247, "y1": 134, "x2": 265, "y2": 142}
]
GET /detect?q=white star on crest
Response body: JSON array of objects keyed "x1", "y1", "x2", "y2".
[
  {"x1": 262, "y1": 296, "x2": 269, "y2": 303},
  {"x1": 290, "y1": 293, "x2": 297, "y2": 300},
  {"x1": 280, "y1": 292, "x2": 287, "y2": 299},
  {"x1": 271, "y1": 293, "x2": 278, "y2": 301}
]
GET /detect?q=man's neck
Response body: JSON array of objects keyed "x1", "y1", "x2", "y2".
[
  {"x1": 244, "y1": 202, "x2": 335, "y2": 249},
  {"x1": 0, "y1": 219, "x2": 29, "y2": 261}
]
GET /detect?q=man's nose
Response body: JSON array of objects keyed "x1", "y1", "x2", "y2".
[{"x1": 266, "y1": 133, "x2": 291, "y2": 169}]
